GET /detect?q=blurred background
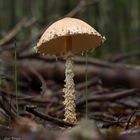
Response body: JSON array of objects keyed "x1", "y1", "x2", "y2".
[{"x1": 0, "y1": 0, "x2": 140, "y2": 60}]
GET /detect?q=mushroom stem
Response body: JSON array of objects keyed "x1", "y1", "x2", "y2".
[{"x1": 63, "y1": 56, "x2": 77, "y2": 123}]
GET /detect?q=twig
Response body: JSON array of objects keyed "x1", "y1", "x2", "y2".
[
  {"x1": 65, "y1": 0, "x2": 98, "y2": 17},
  {"x1": 65, "y1": 0, "x2": 86, "y2": 17},
  {"x1": 26, "y1": 105, "x2": 75, "y2": 127},
  {"x1": 24, "y1": 17, "x2": 37, "y2": 28},
  {"x1": 0, "y1": 88, "x2": 60, "y2": 106},
  {"x1": 125, "y1": 103, "x2": 140, "y2": 130},
  {"x1": 110, "y1": 50, "x2": 140, "y2": 62},
  {"x1": 0, "y1": 17, "x2": 38, "y2": 53},
  {"x1": 0, "y1": 96, "x2": 16, "y2": 120},
  {"x1": 0, "y1": 18, "x2": 27, "y2": 46},
  {"x1": 29, "y1": 68, "x2": 47, "y2": 94},
  {"x1": 77, "y1": 89, "x2": 138, "y2": 106},
  {"x1": 76, "y1": 77, "x2": 100, "y2": 90},
  {"x1": 120, "y1": 127, "x2": 140, "y2": 136}
]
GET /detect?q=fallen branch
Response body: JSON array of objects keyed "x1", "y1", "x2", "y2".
[
  {"x1": 76, "y1": 89, "x2": 138, "y2": 106},
  {"x1": 26, "y1": 105, "x2": 75, "y2": 127},
  {"x1": 0, "y1": 18, "x2": 27, "y2": 46},
  {"x1": 65, "y1": 0, "x2": 98, "y2": 17},
  {"x1": 110, "y1": 50, "x2": 140, "y2": 62},
  {"x1": 18, "y1": 56, "x2": 140, "y2": 90}
]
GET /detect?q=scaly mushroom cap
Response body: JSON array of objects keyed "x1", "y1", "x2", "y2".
[{"x1": 36, "y1": 17, "x2": 105, "y2": 56}]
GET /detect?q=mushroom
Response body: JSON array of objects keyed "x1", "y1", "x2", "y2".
[{"x1": 35, "y1": 17, "x2": 105, "y2": 123}]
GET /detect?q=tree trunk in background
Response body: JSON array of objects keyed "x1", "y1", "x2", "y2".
[
  {"x1": 98, "y1": 0, "x2": 108, "y2": 57},
  {"x1": 22, "y1": 0, "x2": 32, "y2": 38},
  {"x1": 10, "y1": 0, "x2": 16, "y2": 28},
  {"x1": 61, "y1": 0, "x2": 71, "y2": 15},
  {"x1": 42, "y1": 0, "x2": 48, "y2": 25},
  {"x1": 138, "y1": 0, "x2": 140, "y2": 32},
  {"x1": 0, "y1": 0, "x2": 12, "y2": 30}
]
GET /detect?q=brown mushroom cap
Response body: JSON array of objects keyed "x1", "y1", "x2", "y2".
[{"x1": 36, "y1": 17, "x2": 105, "y2": 56}]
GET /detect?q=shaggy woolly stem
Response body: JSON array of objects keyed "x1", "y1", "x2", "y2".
[{"x1": 63, "y1": 56, "x2": 77, "y2": 123}]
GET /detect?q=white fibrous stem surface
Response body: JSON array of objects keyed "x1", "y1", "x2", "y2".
[{"x1": 63, "y1": 56, "x2": 77, "y2": 123}]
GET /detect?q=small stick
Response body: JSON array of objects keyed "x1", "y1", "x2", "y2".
[
  {"x1": 26, "y1": 105, "x2": 75, "y2": 127},
  {"x1": 125, "y1": 103, "x2": 140, "y2": 130}
]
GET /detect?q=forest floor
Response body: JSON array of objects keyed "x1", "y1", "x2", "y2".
[{"x1": 0, "y1": 47, "x2": 140, "y2": 140}]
